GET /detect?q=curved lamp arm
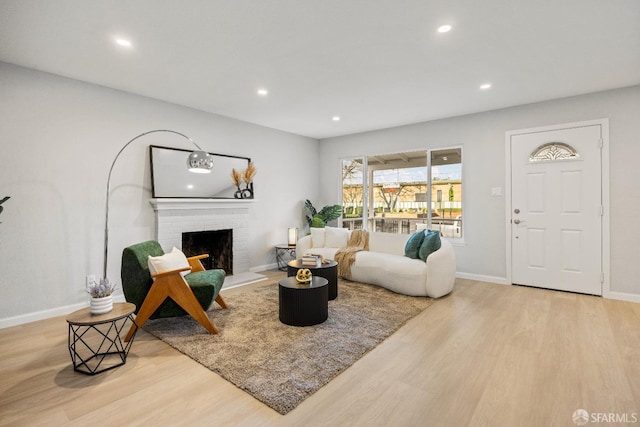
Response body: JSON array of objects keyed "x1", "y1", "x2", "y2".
[{"x1": 103, "y1": 129, "x2": 212, "y2": 278}]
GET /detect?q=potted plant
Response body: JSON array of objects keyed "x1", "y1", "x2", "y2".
[
  {"x1": 87, "y1": 278, "x2": 117, "y2": 314},
  {"x1": 304, "y1": 199, "x2": 342, "y2": 228}
]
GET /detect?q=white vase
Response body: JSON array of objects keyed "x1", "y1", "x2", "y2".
[{"x1": 90, "y1": 295, "x2": 113, "y2": 314}]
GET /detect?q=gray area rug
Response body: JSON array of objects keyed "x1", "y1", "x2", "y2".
[{"x1": 143, "y1": 279, "x2": 433, "y2": 414}]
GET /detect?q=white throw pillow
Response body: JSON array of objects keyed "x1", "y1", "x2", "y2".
[
  {"x1": 325, "y1": 226, "x2": 349, "y2": 248},
  {"x1": 148, "y1": 247, "x2": 191, "y2": 277},
  {"x1": 310, "y1": 227, "x2": 326, "y2": 248}
]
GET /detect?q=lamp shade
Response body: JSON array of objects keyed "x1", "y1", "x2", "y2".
[
  {"x1": 288, "y1": 228, "x2": 298, "y2": 246},
  {"x1": 187, "y1": 150, "x2": 215, "y2": 173}
]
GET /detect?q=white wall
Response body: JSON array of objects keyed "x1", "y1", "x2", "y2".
[
  {"x1": 0, "y1": 62, "x2": 319, "y2": 324},
  {"x1": 1, "y1": 61, "x2": 637, "y2": 326},
  {"x1": 319, "y1": 85, "x2": 640, "y2": 298}
]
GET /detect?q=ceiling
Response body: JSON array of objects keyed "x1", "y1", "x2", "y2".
[
  {"x1": 1, "y1": 0, "x2": 639, "y2": 139},
  {"x1": 365, "y1": 147, "x2": 460, "y2": 169}
]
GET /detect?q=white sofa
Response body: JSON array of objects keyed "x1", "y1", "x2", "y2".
[{"x1": 296, "y1": 227, "x2": 456, "y2": 298}]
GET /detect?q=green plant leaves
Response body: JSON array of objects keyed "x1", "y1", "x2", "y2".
[
  {"x1": 311, "y1": 215, "x2": 326, "y2": 228},
  {"x1": 304, "y1": 199, "x2": 317, "y2": 225},
  {"x1": 0, "y1": 196, "x2": 9, "y2": 217},
  {"x1": 305, "y1": 199, "x2": 342, "y2": 227},
  {"x1": 318, "y1": 204, "x2": 342, "y2": 223}
]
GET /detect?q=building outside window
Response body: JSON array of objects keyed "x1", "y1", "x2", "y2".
[{"x1": 341, "y1": 148, "x2": 462, "y2": 239}]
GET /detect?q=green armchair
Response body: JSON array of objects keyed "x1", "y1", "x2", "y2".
[{"x1": 121, "y1": 241, "x2": 227, "y2": 341}]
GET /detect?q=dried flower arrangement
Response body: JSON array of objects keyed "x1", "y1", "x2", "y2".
[
  {"x1": 231, "y1": 162, "x2": 257, "y2": 199},
  {"x1": 231, "y1": 168, "x2": 243, "y2": 188},
  {"x1": 243, "y1": 162, "x2": 257, "y2": 185}
]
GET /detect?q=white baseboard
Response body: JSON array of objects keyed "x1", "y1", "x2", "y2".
[
  {"x1": 5, "y1": 270, "x2": 635, "y2": 330},
  {"x1": 455, "y1": 272, "x2": 509, "y2": 285},
  {"x1": 0, "y1": 294, "x2": 127, "y2": 330},
  {"x1": 456, "y1": 274, "x2": 640, "y2": 303},
  {"x1": 604, "y1": 290, "x2": 640, "y2": 304}
]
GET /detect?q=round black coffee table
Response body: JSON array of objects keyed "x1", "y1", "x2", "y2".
[
  {"x1": 278, "y1": 276, "x2": 329, "y2": 326},
  {"x1": 287, "y1": 259, "x2": 338, "y2": 300}
]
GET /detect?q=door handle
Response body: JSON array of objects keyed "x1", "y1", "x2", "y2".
[{"x1": 513, "y1": 219, "x2": 521, "y2": 224}]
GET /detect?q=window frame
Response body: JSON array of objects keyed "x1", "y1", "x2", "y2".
[
  {"x1": 428, "y1": 146, "x2": 464, "y2": 243},
  {"x1": 339, "y1": 146, "x2": 464, "y2": 244}
]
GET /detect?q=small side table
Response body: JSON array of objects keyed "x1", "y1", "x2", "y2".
[
  {"x1": 66, "y1": 302, "x2": 137, "y2": 375},
  {"x1": 275, "y1": 244, "x2": 296, "y2": 271},
  {"x1": 279, "y1": 276, "x2": 329, "y2": 326},
  {"x1": 287, "y1": 259, "x2": 339, "y2": 300}
]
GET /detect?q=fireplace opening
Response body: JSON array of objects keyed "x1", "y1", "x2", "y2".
[{"x1": 182, "y1": 229, "x2": 233, "y2": 275}]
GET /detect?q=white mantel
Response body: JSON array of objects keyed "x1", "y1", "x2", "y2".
[
  {"x1": 150, "y1": 198, "x2": 254, "y2": 275},
  {"x1": 150, "y1": 198, "x2": 254, "y2": 211}
]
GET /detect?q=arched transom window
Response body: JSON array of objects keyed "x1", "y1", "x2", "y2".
[{"x1": 529, "y1": 142, "x2": 579, "y2": 162}]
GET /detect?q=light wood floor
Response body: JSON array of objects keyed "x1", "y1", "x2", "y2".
[{"x1": 1, "y1": 271, "x2": 639, "y2": 427}]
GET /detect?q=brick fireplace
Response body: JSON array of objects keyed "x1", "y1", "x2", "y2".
[{"x1": 150, "y1": 199, "x2": 253, "y2": 276}]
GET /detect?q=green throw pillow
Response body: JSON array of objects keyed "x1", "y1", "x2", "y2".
[
  {"x1": 404, "y1": 230, "x2": 425, "y2": 259},
  {"x1": 419, "y1": 230, "x2": 441, "y2": 261}
]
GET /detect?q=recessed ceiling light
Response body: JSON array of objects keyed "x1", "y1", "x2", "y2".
[
  {"x1": 115, "y1": 38, "x2": 132, "y2": 48},
  {"x1": 187, "y1": 184, "x2": 194, "y2": 189},
  {"x1": 257, "y1": 88, "x2": 268, "y2": 96},
  {"x1": 437, "y1": 25, "x2": 452, "y2": 33},
  {"x1": 332, "y1": 116, "x2": 341, "y2": 122},
  {"x1": 480, "y1": 83, "x2": 492, "y2": 90}
]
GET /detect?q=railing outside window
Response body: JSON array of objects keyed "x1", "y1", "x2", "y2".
[{"x1": 341, "y1": 147, "x2": 463, "y2": 240}]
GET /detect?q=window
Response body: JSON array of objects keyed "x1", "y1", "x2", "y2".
[
  {"x1": 529, "y1": 142, "x2": 579, "y2": 162},
  {"x1": 430, "y1": 148, "x2": 462, "y2": 238},
  {"x1": 341, "y1": 147, "x2": 463, "y2": 240},
  {"x1": 341, "y1": 158, "x2": 366, "y2": 230}
]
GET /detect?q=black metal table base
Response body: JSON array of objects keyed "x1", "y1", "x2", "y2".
[
  {"x1": 67, "y1": 314, "x2": 136, "y2": 375},
  {"x1": 275, "y1": 245, "x2": 296, "y2": 271}
]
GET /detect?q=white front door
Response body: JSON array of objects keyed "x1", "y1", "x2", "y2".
[{"x1": 509, "y1": 124, "x2": 603, "y2": 295}]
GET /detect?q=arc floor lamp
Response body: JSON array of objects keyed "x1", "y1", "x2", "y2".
[{"x1": 103, "y1": 129, "x2": 214, "y2": 279}]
